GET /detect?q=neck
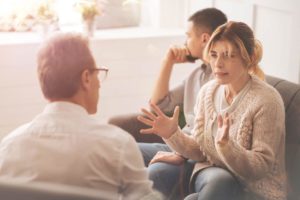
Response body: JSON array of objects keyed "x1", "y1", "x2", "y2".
[
  {"x1": 225, "y1": 74, "x2": 250, "y2": 103},
  {"x1": 49, "y1": 94, "x2": 89, "y2": 113}
]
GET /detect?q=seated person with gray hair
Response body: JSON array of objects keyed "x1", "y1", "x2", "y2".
[{"x1": 0, "y1": 32, "x2": 162, "y2": 200}]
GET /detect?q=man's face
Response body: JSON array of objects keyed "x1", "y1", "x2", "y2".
[
  {"x1": 86, "y1": 68, "x2": 100, "y2": 114},
  {"x1": 185, "y1": 21, "x2": 208, "y2": 60}
]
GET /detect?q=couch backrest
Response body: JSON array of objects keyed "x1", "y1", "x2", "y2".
[
  {"x1": 0, "y1": 179, "x2": 104, "y2": 200},
  {"x1": 265, "y1": 75, "x2": 300, "y2": 200}
]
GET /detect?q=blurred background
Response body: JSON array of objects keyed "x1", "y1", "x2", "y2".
[{"x1": 0, "y1": 0, "x2": 299, "y2": 138}]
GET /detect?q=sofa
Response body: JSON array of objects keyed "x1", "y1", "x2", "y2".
[
  {"x1": 265, "y1": 75, "x2": 300, "y2": 200},
  {"x1": 109, "y1": 75, "x2": 300, "y2": 200},
  {"x1": 0, "y1": 179, "x2": 104, "y2": 200},
  {"x1": 0, "y1": 178, "x2": 163, "y2": 200}
]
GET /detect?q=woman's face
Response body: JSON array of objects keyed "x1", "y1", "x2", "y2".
[{"x1": 209, "y1": 40, "x2": 249, "y2": 85}]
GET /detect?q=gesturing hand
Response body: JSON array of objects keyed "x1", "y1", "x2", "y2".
[
  {"x1": 149, "y1": 151, "x2": 185, "y2": 165},
  {"x1": 216, "y1": 113, "x2": 231, "y2": 145},
  {"x1": 137, "y1": 103, "x2": 180, "y2": 139}
]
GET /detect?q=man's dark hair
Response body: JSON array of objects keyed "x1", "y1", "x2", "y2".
[{"x1": 189, "y1": 8, "x2": 227, "y2": 34}]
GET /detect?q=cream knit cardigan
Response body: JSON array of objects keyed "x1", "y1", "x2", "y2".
[{"x1": 165, "y1": 76, "x2": 287, "y2": 200}]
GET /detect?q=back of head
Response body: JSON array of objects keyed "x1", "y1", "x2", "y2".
[
  {"x1": 188, "y1": 8, "x2": 228, "y2": 34},
  {"x1": 204, "y1": 21, "x2": 265, "y2": 80},
  {"x1": 37, "y1": 32, "x2": 96, "y2": 100}
]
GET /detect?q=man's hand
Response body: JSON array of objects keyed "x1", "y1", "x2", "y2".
[
  {"x1": 137, "y1": 103, "x2": 179, "y2": 139},
  {"x1": 165, "y1": 45, "x2": 190, "y2": 64},
  {"x1": 149, "y1": 151, "x2": 186, "y2": 165}
]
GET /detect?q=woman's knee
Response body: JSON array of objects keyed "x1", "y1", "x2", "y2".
[
  {"x1": 194, "y1": 167, "x2": 239, "y2": 192},
  {"x1": 148, "y1": 162, "x2": 180, "y2": 180},
  {"x1": 148, "y1": 162, "x2": 182, "y2": 196}
]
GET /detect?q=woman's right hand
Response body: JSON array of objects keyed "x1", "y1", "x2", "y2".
[
  {"x1": 150, "y1": 151, "x2": 186, "y2": 165},
  {"x1": 137, "y1": 103, "x2": 180, "y2": 139}
]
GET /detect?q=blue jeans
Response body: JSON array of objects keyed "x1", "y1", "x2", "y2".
[
  {"x1": 139, "y1": 143, "x2": 242, "y2": 200},
  {"x1": 139, "y1": 143, "x2": 195, "y2": 200},
  {"x1": 185, "y1": 167, "x2": 242, "y2": 200},
  {"x1": 138, "y1": 143, "x2": 171, "y2": 166}
]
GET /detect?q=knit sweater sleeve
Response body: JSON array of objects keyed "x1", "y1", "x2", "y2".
[
  {"x1": 215, "y1": 94, "x2": 285, "y2": 181},
  {"x1": 164, "y1": 86, "x2": 207, "y2": 161}
]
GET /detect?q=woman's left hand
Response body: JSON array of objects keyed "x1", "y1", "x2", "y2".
[
  {"x1": 216, "y1": 113, "x2": 231, "y2": 145},
  {"x1": 149, "y1": 151, "x2": 186, "y2": 165}
]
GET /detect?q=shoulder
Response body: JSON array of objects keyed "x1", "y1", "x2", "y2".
[
  {"x1": 189, "y1": 65, "x2": 204, "y2": 74},
  {"x1": 241, "y1": 76, "x2": 285, "y2": 119},
  {"x1": 74, "y1": 123, "x2": 140, "y2": 163},
  {"x1": 198, "y1": 79, "x2": 218, "y2": 98},
  {"x1": 193, "y1": 79, "x2": 218, "y2": 112},
  {"x1": 250, "y1": 76, "x2": 284, "y2": 107},
  {"x1": 184, "y1": 64, "x2": 213, "y2": 95},
  {"x1": 87, "y1": 123, "x2": 142, "y2": 162},
  {"x1": 184, "y1": 66, "x2": 203, "y2": 84},
  {"x1": 1, "y1": 123, "x2": 31, "y2": 144},
  {"x1": 86, "y1": 123, "x2": 136, "y2": 147},
  {"x1": 187, "y1": 64, "x2": 211, "y2": 79}
]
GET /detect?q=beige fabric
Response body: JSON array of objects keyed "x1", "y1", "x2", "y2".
[
  {"x1": 165, "y1": 76, "x2": 287, "y2": 200},
  {"x1": 0, "y1": 102, "x2": 159, "y2": 200},
  {"x1": 156, "y1": 64, "x2": 213, "y2": 134}
]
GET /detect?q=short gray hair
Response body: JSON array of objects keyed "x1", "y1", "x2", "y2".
[{"x1": 37, "y1": 32, "x2": 96, "y2": 99}]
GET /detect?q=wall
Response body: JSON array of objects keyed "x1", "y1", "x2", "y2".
[
  {"x1": 187, "y1": 0, "x2": 300, "y2": 83},
  {"x1": 150, "y1": 0, "x2": 299, "y2": 83},
  {"x1": 0, "y1": 28, "x2": 196, "y2": 138},
  {"x1": 0, "y1": 0, "x2": 299, "y2": 139}
]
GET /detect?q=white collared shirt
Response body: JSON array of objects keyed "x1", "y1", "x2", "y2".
[{"x1": 0, "y1": 102, "x2": 158, "y2": 200}]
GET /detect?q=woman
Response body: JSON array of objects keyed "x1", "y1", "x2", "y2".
[{"x1": 138, "y1": 21, "x2": 287, "y2": 200}]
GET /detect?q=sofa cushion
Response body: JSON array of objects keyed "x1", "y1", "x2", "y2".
[{"x1": 0, "y1": 179, "x2": 104, "y2": 200}]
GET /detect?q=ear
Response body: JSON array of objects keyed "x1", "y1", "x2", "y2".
[
  {"x1": 201, "y1": 33, "x2": 210, "y2": 44},
  {"x1": 80, "y1": 69, "x2": 92, "y2": 91}
]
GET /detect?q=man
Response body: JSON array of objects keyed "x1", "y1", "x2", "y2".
[
  {"x1": 0, "y1": 33, "x2": 161, "y2": 200},
  {"x1": 109, "y1": 8, "x2": 227, "y2": 199}
]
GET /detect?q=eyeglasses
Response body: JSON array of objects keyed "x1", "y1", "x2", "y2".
[{"x1": 89, "y1": 67, "x2": 109, "y2": 82}]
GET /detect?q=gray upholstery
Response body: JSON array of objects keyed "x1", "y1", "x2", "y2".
[
  {"x1": 0, "y1": 179, "x2": 105, "y2": 200},
  {"x1": 265, "y1": 75, "x2": 300, "y2": 200},
  {"x1": 0, "y1": 179, "x2": 164, "y2": 200}
]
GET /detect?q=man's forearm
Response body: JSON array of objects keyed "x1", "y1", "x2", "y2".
[{"x1": 150, "y1": 59, "x2": 174, "y2": 104}]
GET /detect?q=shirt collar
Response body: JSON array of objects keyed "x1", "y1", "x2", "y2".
[
  {"x1": 43, "y1": 101, "x2": 89, "y2": 116},
  {"x1": 201, "y1": 63, "x2": 212, "y2": 74}
]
